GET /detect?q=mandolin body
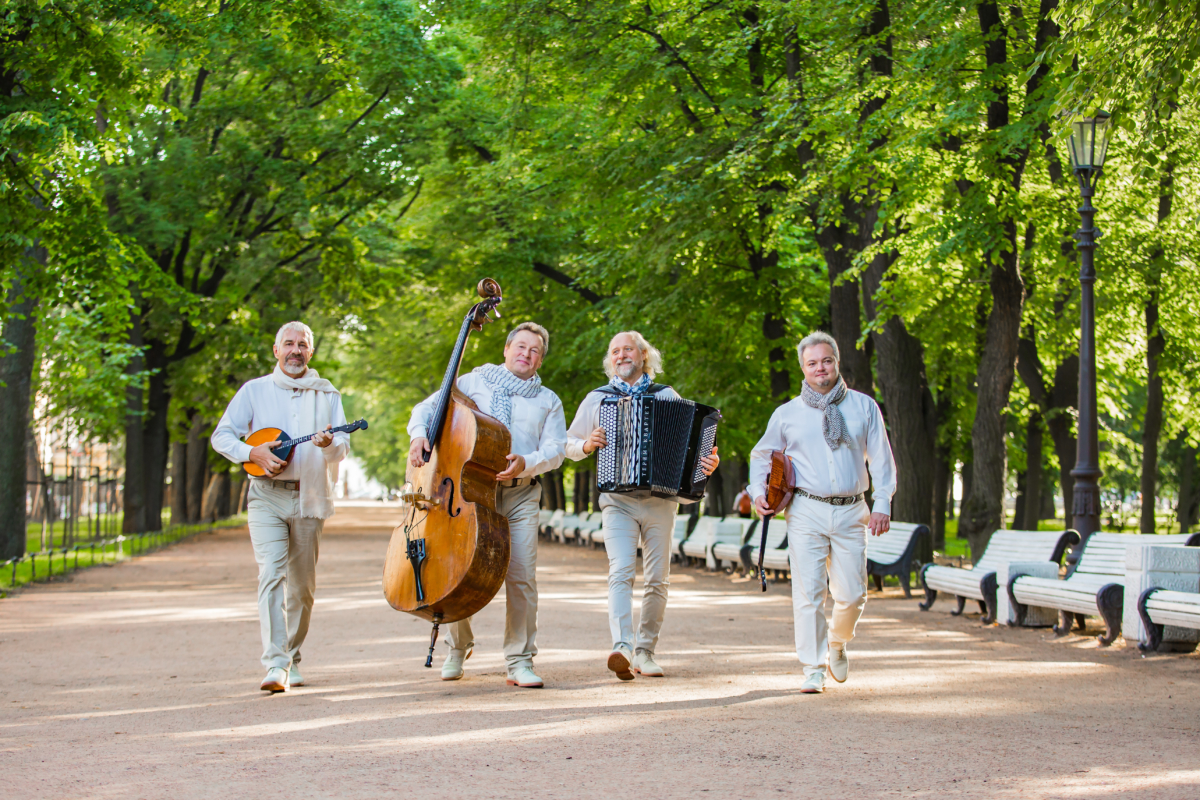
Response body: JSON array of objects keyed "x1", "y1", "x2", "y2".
[
  {"x1": 383, "y1": 389, "x2": 512, "y2": 623},
  {"x1": 242, "y1": 428, "x2": 295, "y2": 477}
]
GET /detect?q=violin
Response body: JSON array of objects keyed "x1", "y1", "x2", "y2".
[
  {"x1": 382, "y1": 279, "x2": 512, "y2": 666},
  {"x1": 756, "y1": 450, "x2": 794, "y2": 592}
]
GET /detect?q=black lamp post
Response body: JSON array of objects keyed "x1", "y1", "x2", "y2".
[{"x1": 1067, "y1": 111, "x2": 1112, "y2": 562}]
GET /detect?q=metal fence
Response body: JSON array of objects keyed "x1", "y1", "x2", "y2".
[
  {"x1": 26, "y1": 466, "x2": 123, "y2": 552},
  {"x1": 2, "y1": 515, "x2": 246, "y2": 596}
]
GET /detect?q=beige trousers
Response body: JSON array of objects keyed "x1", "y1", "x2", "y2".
[
  {"x1": 446, "y1": 482, "x2": 542, "y2": 670},
  {"x1": 786, "y1": 494, "x2": 870, "y2": 678},
  {"x1": 599, "y1": 493, "x2": 677, "y2": 654},
  {"x1": 246, "y1": 481, "x2": 324, "y2": 670}
]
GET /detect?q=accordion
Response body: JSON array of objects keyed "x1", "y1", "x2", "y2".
[{"x1": 596, "y1": 393, "x2": 721, "y2": 502}]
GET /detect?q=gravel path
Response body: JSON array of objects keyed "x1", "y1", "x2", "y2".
[{"x1": 2, "y1": 504, "x2": 1198, "y2": 799}]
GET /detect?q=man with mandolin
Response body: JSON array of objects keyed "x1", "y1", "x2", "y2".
[
  {"x1": 212, "y1": 321, "x2": 353, "y2": 693},
  {"x1": 565, "y1": 331, "x2": 719, "y2": 682},
  {"x1": 749, "y1": 331, "x2": 896, "y2": 695},
  {"x1": 406, "y1": 322, "x2": 566, "y2": 688}
]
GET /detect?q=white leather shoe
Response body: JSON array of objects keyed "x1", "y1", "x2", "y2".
[
  {"x1": 607, "y1": 645, "x2": 634, "y2": 681},
  {"x1": 506, "y1": 665, "x2": 544, "y2": 688},
  {"x1": 633, "y1": 651, "x2": 664, "y2": 677},
  {"x1": 260, "y1": 667, "x2": 289, "y2": 693},
  {"x1": 441, "y1": 648, "x2": 472, "y2": 681},
  {"x1": 829, "y1": 645, "x2": 848, "y2": 683},
  {"x1": 288, "y1": 664, "x2": 304, "y2": 687},
  {"x1": 800, "y1": 672, "x2": 825, "y2": 694}
]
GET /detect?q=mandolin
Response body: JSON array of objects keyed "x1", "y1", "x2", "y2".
[{"x1": 241, "y1": 419, "x2": 369, "y2": 477}]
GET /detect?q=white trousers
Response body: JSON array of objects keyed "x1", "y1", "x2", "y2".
[
  {"x1": 246, "y1": 481, "x2": 324, "y2": 670},
  {"x1": 446, "y1": 482, "x2": 541, "y2": 670},
  {"x1": 786, "y1": 494, "x2": 869, "y2": 678},
  {"x1": 600, "y1": 493, "x2": 677, "y2": 654}
]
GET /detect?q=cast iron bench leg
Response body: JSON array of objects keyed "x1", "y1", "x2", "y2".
[
  {"x1": 950, "y1": 595, "x2": 967, "y2": 616},
  {"x1": 1096, "y1": 584, "x2": 1123, "y2": 647},
  {"x1": 980, "y1": 572, "x2": 998, "y2": 625}
]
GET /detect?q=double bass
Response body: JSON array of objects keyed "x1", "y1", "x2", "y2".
[{"x1": 383, "y1": 279, "x2": 512, "y2": 665}]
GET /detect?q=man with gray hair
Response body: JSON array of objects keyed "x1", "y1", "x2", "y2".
[
  {"x1": 212, "y1": 321, "x2": 351, "y2": 693},
  {"x1": 407, "y1": 321, "x2": 566, "y2": 688},
  {"x1": 748, "y1": 330, "x2": 896, "y2": 694},
  {"x1": 565, "y1": 331, "x2": 718, "y2": 681}
]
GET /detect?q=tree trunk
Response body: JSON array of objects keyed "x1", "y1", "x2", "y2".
[
  {"x1": 1012, "y1": 471, "x2": 1026, "y2": 531},
  {"x1": 932, "y1": 452, "x2": 949, "y2": 550},
  {"x1": 185, "y1": 412, "x2": 207, "y2": 523},
  {"x1": 227, "y1": 471, "x2": 245, "y2": 517},
  {"x1": 1179, "y1": 439, "x2": 1198, "y2": 533},
  {"x1": 0, "y1": 249, "x2": 42, "y2": 560},
  {"x1": 862, "y1": 250, "x2": 936, "y2": 525},
  {"x1": 818, "y1": 233, "x2": 873, "y2": 396},
  {"x1": 961, "y1": 226, "x2": 1024, "y2": 559},
  {"x1": 201, "y1": 471, "x2": 229, "y2": 522},
  {"x1": 959, "y1": 457, "x2": 973, "y2": 532},
  {"x1": 1141, "y1": 171, "x2": 1171, "y2": 533},
  {"x1": 1022, "y1": 411, "x2": 1043, "y2": 530},
  {"x1": 124, "y1": 322, "x2": 171, "y2": 533},
  {"x1": 170, "y1": 440, "x2": 188, "y2": 526}
]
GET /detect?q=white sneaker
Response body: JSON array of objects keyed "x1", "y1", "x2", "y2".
[
  {"x1": 260, "y1": 667, "x2": 289, "y2": 693},
  {"x1": 829, "y1": 645, "x2": 848, "y2": 683},
  {"x1": 633, "y1": 651, "x2": 664, "y2": 677},
  {"x1": 607, "y1": 645, "x2": 634, "y2": 681},
  {"x1": 800, "y1": 672, "x2": 825, "y2": 694},
  {"x1": 288, "y1": 664, "x2": 304, "y2": 687},
  {"x1": 506, "y1": 665, "x2": 544, "y2": 688},
  {"x1": 441, "y1": 648, "x2": 472, "y2": 681}
]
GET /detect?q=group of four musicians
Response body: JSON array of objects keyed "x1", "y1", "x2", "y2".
[{"x1": 212, "y1": 320, "x2": 896, "y2": 696}]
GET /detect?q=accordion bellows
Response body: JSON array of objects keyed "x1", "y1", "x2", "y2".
[{"x1": 597, "y1": 394, "x2": 721, "y2": 502}]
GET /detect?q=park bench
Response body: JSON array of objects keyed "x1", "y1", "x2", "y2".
[
  {"x1": 741, "y1": 520, "x2": 789, "y2": 577},
  {"x1": 713, "y1": 518, "x2": 758, "y2": 571},
  {"x1": 1129, "y1": 544, "x2": 1200, "y2": 653},
  {"x1": 866, "y1": 522, "x2": 931, "y2": 599},
  {"x1": 919, "y1": 529, "x2": 1078, "y2": 624},
  {"x1": 682, "y1": 518, "x2": 748, "y2": 570},
  {"x1": 1008, "y1": 532, "x2": 1200, "y2": 646},
  {"x1": 1137, "y1": 589, "x2": 1200, "y2": 653},
  {"x1": 538, "y1": 509, "x2": 558, "y2": 540},
  {"x1": 577, "y1": 513, "x2": 603, "y2": 547},
  {"x1": 671, "y1": 516, "x2": 693, "y2": 560},
  {"x1": 677, "y1": 516, "x2": 722, "y2": 563},
  {"x1": 553, "y1": 513, "x2": 582, "y2": 545}
]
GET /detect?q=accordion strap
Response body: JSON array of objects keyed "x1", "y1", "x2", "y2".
[{"x1": 594, "y1": 383, "x2": 670, "y2": 396}]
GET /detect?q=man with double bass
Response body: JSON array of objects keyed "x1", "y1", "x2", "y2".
[
  {"x1": 749, "y1": 331, "x2": 896, "y2": 694},
  {"x1": 407, "y1": 322, "x2": 566, "y2": 688},
  {"x1": 565, "y1": 331, "x2": 719, "y2": 681},
  {"x1": 211, "y1": 321, "x2": 350, "y2": 693}
]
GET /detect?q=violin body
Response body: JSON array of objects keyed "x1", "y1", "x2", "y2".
[
  {"x1": 763, "y1": 450, "x2": 795, "y2": 516},
  {"x1": 383, "y1": 390, "x2": 512, "y2": 622}
]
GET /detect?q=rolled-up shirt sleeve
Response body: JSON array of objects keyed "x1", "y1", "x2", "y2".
[
  {"x1": 521, "y1": 394, "x2": 567, "y2": 478},
  {"x1": 565, "y1": 392, "x2": 601, "y2": 462},
  {"x1": 211, "y1": 385, "x2": 255, "y2": 465},
  {"x1": 865, "y1": 399, "x2": 897, "y2": 515},
  {"x1": 747, "y1": 408, "x2": 786, "y2": 503}
]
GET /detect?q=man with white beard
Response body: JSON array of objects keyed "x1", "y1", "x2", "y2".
[
  {"x1": 565, "y1": 331, "x2": 718, "y2": 681},
  {"x1": 212, "y1": 322, "x2": 350, "y2": 693},
  {"x1": 748, "y1": 331, "x2": 896, "y2": 694}
]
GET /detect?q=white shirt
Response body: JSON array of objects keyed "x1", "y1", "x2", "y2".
[
  {"x1": 406, "y1": 370, "x2": 566, "y2": 480},
  {"x1": 748, "y1": 387, "x2": 897, "y2": 516},
  {"x1": 211, "y1": 374, "x2": 350, "y2": 481}
]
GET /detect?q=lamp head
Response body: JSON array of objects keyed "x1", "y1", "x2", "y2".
[{"x1": 1067, "y1": 111, "x2": 1112, "y2": 173}]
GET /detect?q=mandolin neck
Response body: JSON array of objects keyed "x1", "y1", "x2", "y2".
[{"x1": 276, "y1": 423, "x2": 359, "y2": 450}]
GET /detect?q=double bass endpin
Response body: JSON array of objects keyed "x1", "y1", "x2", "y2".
[{"x1": 424, "y1": 613, "x2": 444, "y2": 668}]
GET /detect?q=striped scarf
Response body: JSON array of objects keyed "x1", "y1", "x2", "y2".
[
  {"x1": 473, "y1": 364, "x2": 542, "y2": 428},
  {"x1": 609, "y1": 372, "x2": 653, "y2": 396},
  {"x1": 801, "y1": 377, "x2": 852, "y2": 450}
]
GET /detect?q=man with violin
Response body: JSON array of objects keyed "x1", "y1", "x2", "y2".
[
  {"x1": 749, "y1": 331, "x2": 896, "y2": 695},
  {"x1": 212, "y1": 321, "x2": 351, "y2": 693},
  {"x1": 565, "y1": 331, "x2": 719, "y2": 682},
  {"x1": 407, "y1": 322, "x2": 567, "y2": 688}
]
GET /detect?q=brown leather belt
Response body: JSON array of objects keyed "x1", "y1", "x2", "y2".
[
  {"x1": 795, "y1": 488, "x2": 862, "y2": 506},
  {"x1": 258, "y1": 479, "x2": 300, "y2": 492},
  {"x1": 499, "y1": 477, "x2": 539, "y2": 488}
]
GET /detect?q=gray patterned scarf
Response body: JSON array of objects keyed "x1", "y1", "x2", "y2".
[
  {"x1": 473, "y1": 364, "x2": 542, "y2": 428},
  {"x1": 609, "y1": 372, "x2": 653, "y2": 396},
  {"x1": 801, "y1": 377, "x2": 851, "y2": 450}
]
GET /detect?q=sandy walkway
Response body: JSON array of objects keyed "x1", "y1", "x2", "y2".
[{"x1": 2, "y1": 504, "x2": 1198, "y2": 799}]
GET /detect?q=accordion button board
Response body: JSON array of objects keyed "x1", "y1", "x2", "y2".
[{"x1": 596, "y1": 394, "x2": 721, "y2": 502}]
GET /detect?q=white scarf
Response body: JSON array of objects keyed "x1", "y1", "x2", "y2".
[{"x1": 271, "y1": 365, "x2": 339, "y2": 519}]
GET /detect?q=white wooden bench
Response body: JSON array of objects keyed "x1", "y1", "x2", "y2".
[
  {"x1": 742, "y1": 521, "x2": 789, "y2": 577},
  {"x1": 670, "y1": 516, "x2": 692, "y2": 561},
  {"x1": 713, "y1": 517, "x2": 758, "y2": 570},
  {"x1": 553, "y1": 513, "x2": 582, "y2": 544},
  {"x1": 542, "y1": 509, "x2": 564, "y2": 540},
  {"x1": 683, "y1": 519, "x2": 748, "y2": 570},
  {"x1": 919, "y1": 529, "x2": 1077, "y2": 624},
  {"x1": 578, "y1": 512, "x2": 603, "y2": 547},
  {"x1": 1138, "y1": 589, "x2": 1200, "y2": 652},
  {"x1": 865, "y1": 522, "x2": 930, "y2": 599},
  {"x1": 679, "y1": 516, "x2": 724, "y2": 564},
  {"x1": 1008, "y1": 532, "x2": 1200, "y2": 645}
]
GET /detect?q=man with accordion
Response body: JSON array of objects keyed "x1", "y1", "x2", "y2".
[
  {"x1": 565, "y1": 331, "x2": 719, "y2": 681},
  {"x1": 749, "y1": 331, "x2": 896, "y2": 695}
]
